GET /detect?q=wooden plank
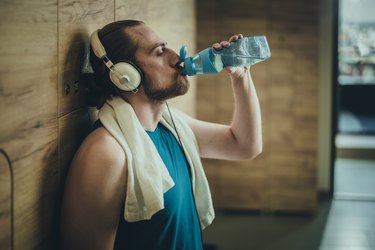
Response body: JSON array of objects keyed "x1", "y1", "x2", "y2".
[
  {"x1": 269, "y1": 113, "x2": 294, "y2": 147},
  {"x1": 217, "y1": 19, "x2": 269, "y2": 38},
  {"x1": 294, "y1": 90, "x2": 318, "y2": 118},
  {"x1": 0, "y1": 1, "x2": 60, "y2": 249},
  {"x1": 58, "y1": 0, "x2": 114, "y2": 117},
  {"x1": 0, "y1": 0, "x2": 57, "y2": 55},
  {"x1": 268, "y1": 152, "x2": 317, "y2": 212},
  {"x1": 217, "y1": 0, "x2": 268, "y2": 20},
  {"x1": 218, "y1": 160, "x2": 267, "y2": 210},
  {"x1": 0, "y1": 55, "x2": 58, "y2": 162},
  {"x1": 293, "y1": 117, "x2": 318, "y2": 153},
  {"x1": 0, "y1": 0, "x2": 58, "y2": 162},
  {"x1": 0, "y1": 151, "x2": 12, "y2": 250},
  {"x1": 12, "y1": 141, "x2": 58, "y2": 250},
  {"x1": 269, "y1": 0, "x2": 319, "y2": 24}
]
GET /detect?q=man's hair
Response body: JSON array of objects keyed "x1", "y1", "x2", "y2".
[{"x1": 86, "y1": 20, "x2": 145, "y2": 109}]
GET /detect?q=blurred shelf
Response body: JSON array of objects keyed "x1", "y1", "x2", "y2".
[{"x1": 336, "y1": 134, "x2": 375, "y2": 159}]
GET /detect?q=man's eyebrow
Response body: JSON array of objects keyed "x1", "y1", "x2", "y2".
[{"x1": 149, "y1": 42, "x2": 167, "y2": 54}]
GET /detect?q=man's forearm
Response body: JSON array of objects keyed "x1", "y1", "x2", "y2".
[{"x1": 229, "y1": 68, "x2": 263, "y2": 159}]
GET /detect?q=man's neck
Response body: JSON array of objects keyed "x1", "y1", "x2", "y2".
[{"x1": 121, "y1": 93, "x2": 166, "y2": 132}]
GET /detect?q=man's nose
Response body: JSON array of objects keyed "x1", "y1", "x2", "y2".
[{"x1": 168, "y1": 48, "x2": 181, "y2": 66}]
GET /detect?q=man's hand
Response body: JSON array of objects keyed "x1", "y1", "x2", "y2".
[{"x1": 212, "y1": 34, "x2": 250, "y2": 79}]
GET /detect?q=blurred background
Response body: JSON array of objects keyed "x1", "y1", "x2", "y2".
[{"x1": 0, "y1": 0, "x2": 374, "y2": 249}]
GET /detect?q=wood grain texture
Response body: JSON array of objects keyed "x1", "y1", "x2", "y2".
[
  {"x1": 218, "y1": 160, "x2": 268, "y2": 210},
  {"x1": 0, "y1": 150, "x2": 12, "y2": 250},
  {"x1": 12, "y1": 141, "x2": 58, "y2": 250},
  {"x1": 0, "y1": 1, "x2": 59, "y2": 248},
  {"x1": 0, "y1": 0, "x2": 58, "y2": 162}
]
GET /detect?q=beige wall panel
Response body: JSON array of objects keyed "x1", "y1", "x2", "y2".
[
  {"x1": 251, "y1": 62, "x2": 269, "y2": 85},
  {"x1": 270, "y1": 81, "x2": 294, "y2": 102},
  {"x1": 216, "y1": 19, "x2": 269, "y2": 38},
  {"x1": 197, "y1": 21, "x2": 219, "y2": 49},
  {"x1": 0, "y1": 56, "x2": 58, "y2": 162},
  {"x1": 217, "y1": 0, "x2": 268, "y2": 20},
  {"x1": 0, "y1": 0, "x2": 57, "y2": 55},
  {"x1": 0, "y1": 1, "x2": 59, "y2": 249},
  {"x1": 293, "y1": 121, "x2": 318, "y2": 153},
  {"x1": 294, "y1": 91, "x2": 318, "y2": 118},
  {"x1": 269, "y1": 153, "x2": 316, "y2": 176},
  {"x1": 269, "y1": 0, "x2": 318, "y2": 22},
  {"x1": 269, "y1": 113, "x2": 294, "y2": 147},
  {"x1": 219, "y1": 163, "x2": 267, "y2": 210},
  {"x1": 12, "y1": 141, "x2": 58, "y2": 250},
  {"x1": 0, "y1": 0, "x2": 58, "y2": 162},
  {"x1": 0, "y1": 151, "x2": 12, "y2": 250},
  {"x1": 115, "y1": 0, "x2": 197, "y2": 116},
  {"x1": 58, "y1": 0, "x2": 115, "y2": 117},
  {"x1": 268, "y1": 152, "x2": 317, "y2": 211}
]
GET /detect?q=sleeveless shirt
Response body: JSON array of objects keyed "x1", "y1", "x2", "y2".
[{"x1": 93, "y1": 121, "x2": 203, "y2": 249}]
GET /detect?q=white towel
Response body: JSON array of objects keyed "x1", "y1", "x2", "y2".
[{"x1": 98, "y1": 96, "x2": 214, "y2": 229}]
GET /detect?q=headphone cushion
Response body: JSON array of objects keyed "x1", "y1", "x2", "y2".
[{"x1": 109, "y1": 61, "x2": 142, "y2": 91}]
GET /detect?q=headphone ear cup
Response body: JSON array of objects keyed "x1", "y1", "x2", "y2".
[{"x1": 109, "y1": 61, "x2": 142, "y2": 91}]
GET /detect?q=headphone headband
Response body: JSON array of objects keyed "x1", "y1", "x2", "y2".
[{"x1": 90, "y1": 30, "x2": 107, "y2": 59}]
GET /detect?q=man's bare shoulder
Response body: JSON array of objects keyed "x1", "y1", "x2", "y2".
[
  {"x1": 65, "y1": 127, "x2": 127, "y2": 188},
  {"x1": 75, "y1": 127, "x2": 125, "y2": 167}
]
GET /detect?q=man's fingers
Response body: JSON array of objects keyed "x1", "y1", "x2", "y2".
[
  {"x1": 213, "y1": 43, "x2": 221, "y2": 50},
  {"x1": 220, "y1": 41, "x2": 230, "y2": 47},
  {"x1": 213, "y1": 34, "x2": 244, "y2": 49},
  {"x1": 228, "y1": 34, "x2": 244, "y2": 42},
  {"x1": 228, "y1": 35, "x2": 238, "y2": 42}
]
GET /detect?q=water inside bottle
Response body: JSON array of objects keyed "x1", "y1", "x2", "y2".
[{"x1": 214, "y1": 36, "x2": 271, "y2": 67}]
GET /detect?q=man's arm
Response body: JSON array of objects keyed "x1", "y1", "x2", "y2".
[
  {"x1": 60, "y1": 128, "x2": 127, "y2": 250},
  {"x1": 184, "y1": 35, "x2": 263, "y2": 161}
]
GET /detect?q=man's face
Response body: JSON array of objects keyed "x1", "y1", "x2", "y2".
[{"x1": 128, "y1": 25, "x2": 189, "y2": 102}]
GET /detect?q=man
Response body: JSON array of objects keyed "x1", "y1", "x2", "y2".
[{"x1": 60, "y1": 20, "x2": 262, "y2": 250}]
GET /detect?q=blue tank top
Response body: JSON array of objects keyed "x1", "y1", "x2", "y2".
[{"x1": 112, "y1": 122, "x2": 203, "y2": 250}]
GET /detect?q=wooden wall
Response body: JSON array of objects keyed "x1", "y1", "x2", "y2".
[
  {"x1": 197, "y1": 0, "x2": 319, "y2": 212},
  {"x1": 0, "y1": 0, "x2": 196, "y2": 249}
]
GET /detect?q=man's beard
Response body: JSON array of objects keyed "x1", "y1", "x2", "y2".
[{"x1": 142, "y1": 74, "x2": 189, "y2": 102}]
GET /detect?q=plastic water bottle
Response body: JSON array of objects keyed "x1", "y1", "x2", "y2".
[{"x1": 180, "y1": 36, "x2": 271, "y2": 76}]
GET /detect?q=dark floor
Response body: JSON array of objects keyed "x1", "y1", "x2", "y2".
[
  {"x1": 202, "y1": 197, "x2": 375, "y2": 250},
  {"x1": 202, "y1": 156, "x2": 375, "y2": 250},
  {"x1": 202, "y1": 196, "x2": 330, "y2": 250}
]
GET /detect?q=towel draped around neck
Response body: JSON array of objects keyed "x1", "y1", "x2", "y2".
[{"x1": 98, "y1": 96, "x2": 214, "y2": 229}]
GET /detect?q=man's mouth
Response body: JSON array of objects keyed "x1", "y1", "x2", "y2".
[{"x1": 175, "y1": 61, "x2": 185, "y2": 75}]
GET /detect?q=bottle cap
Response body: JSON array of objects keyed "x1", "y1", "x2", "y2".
[{"x1": 180, "y1": 46, "x2": 219, "y2": 76}]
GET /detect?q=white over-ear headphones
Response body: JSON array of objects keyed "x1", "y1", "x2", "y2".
[{"x1": 90, "y1": 29, "x2": 142, "y2": 92}]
